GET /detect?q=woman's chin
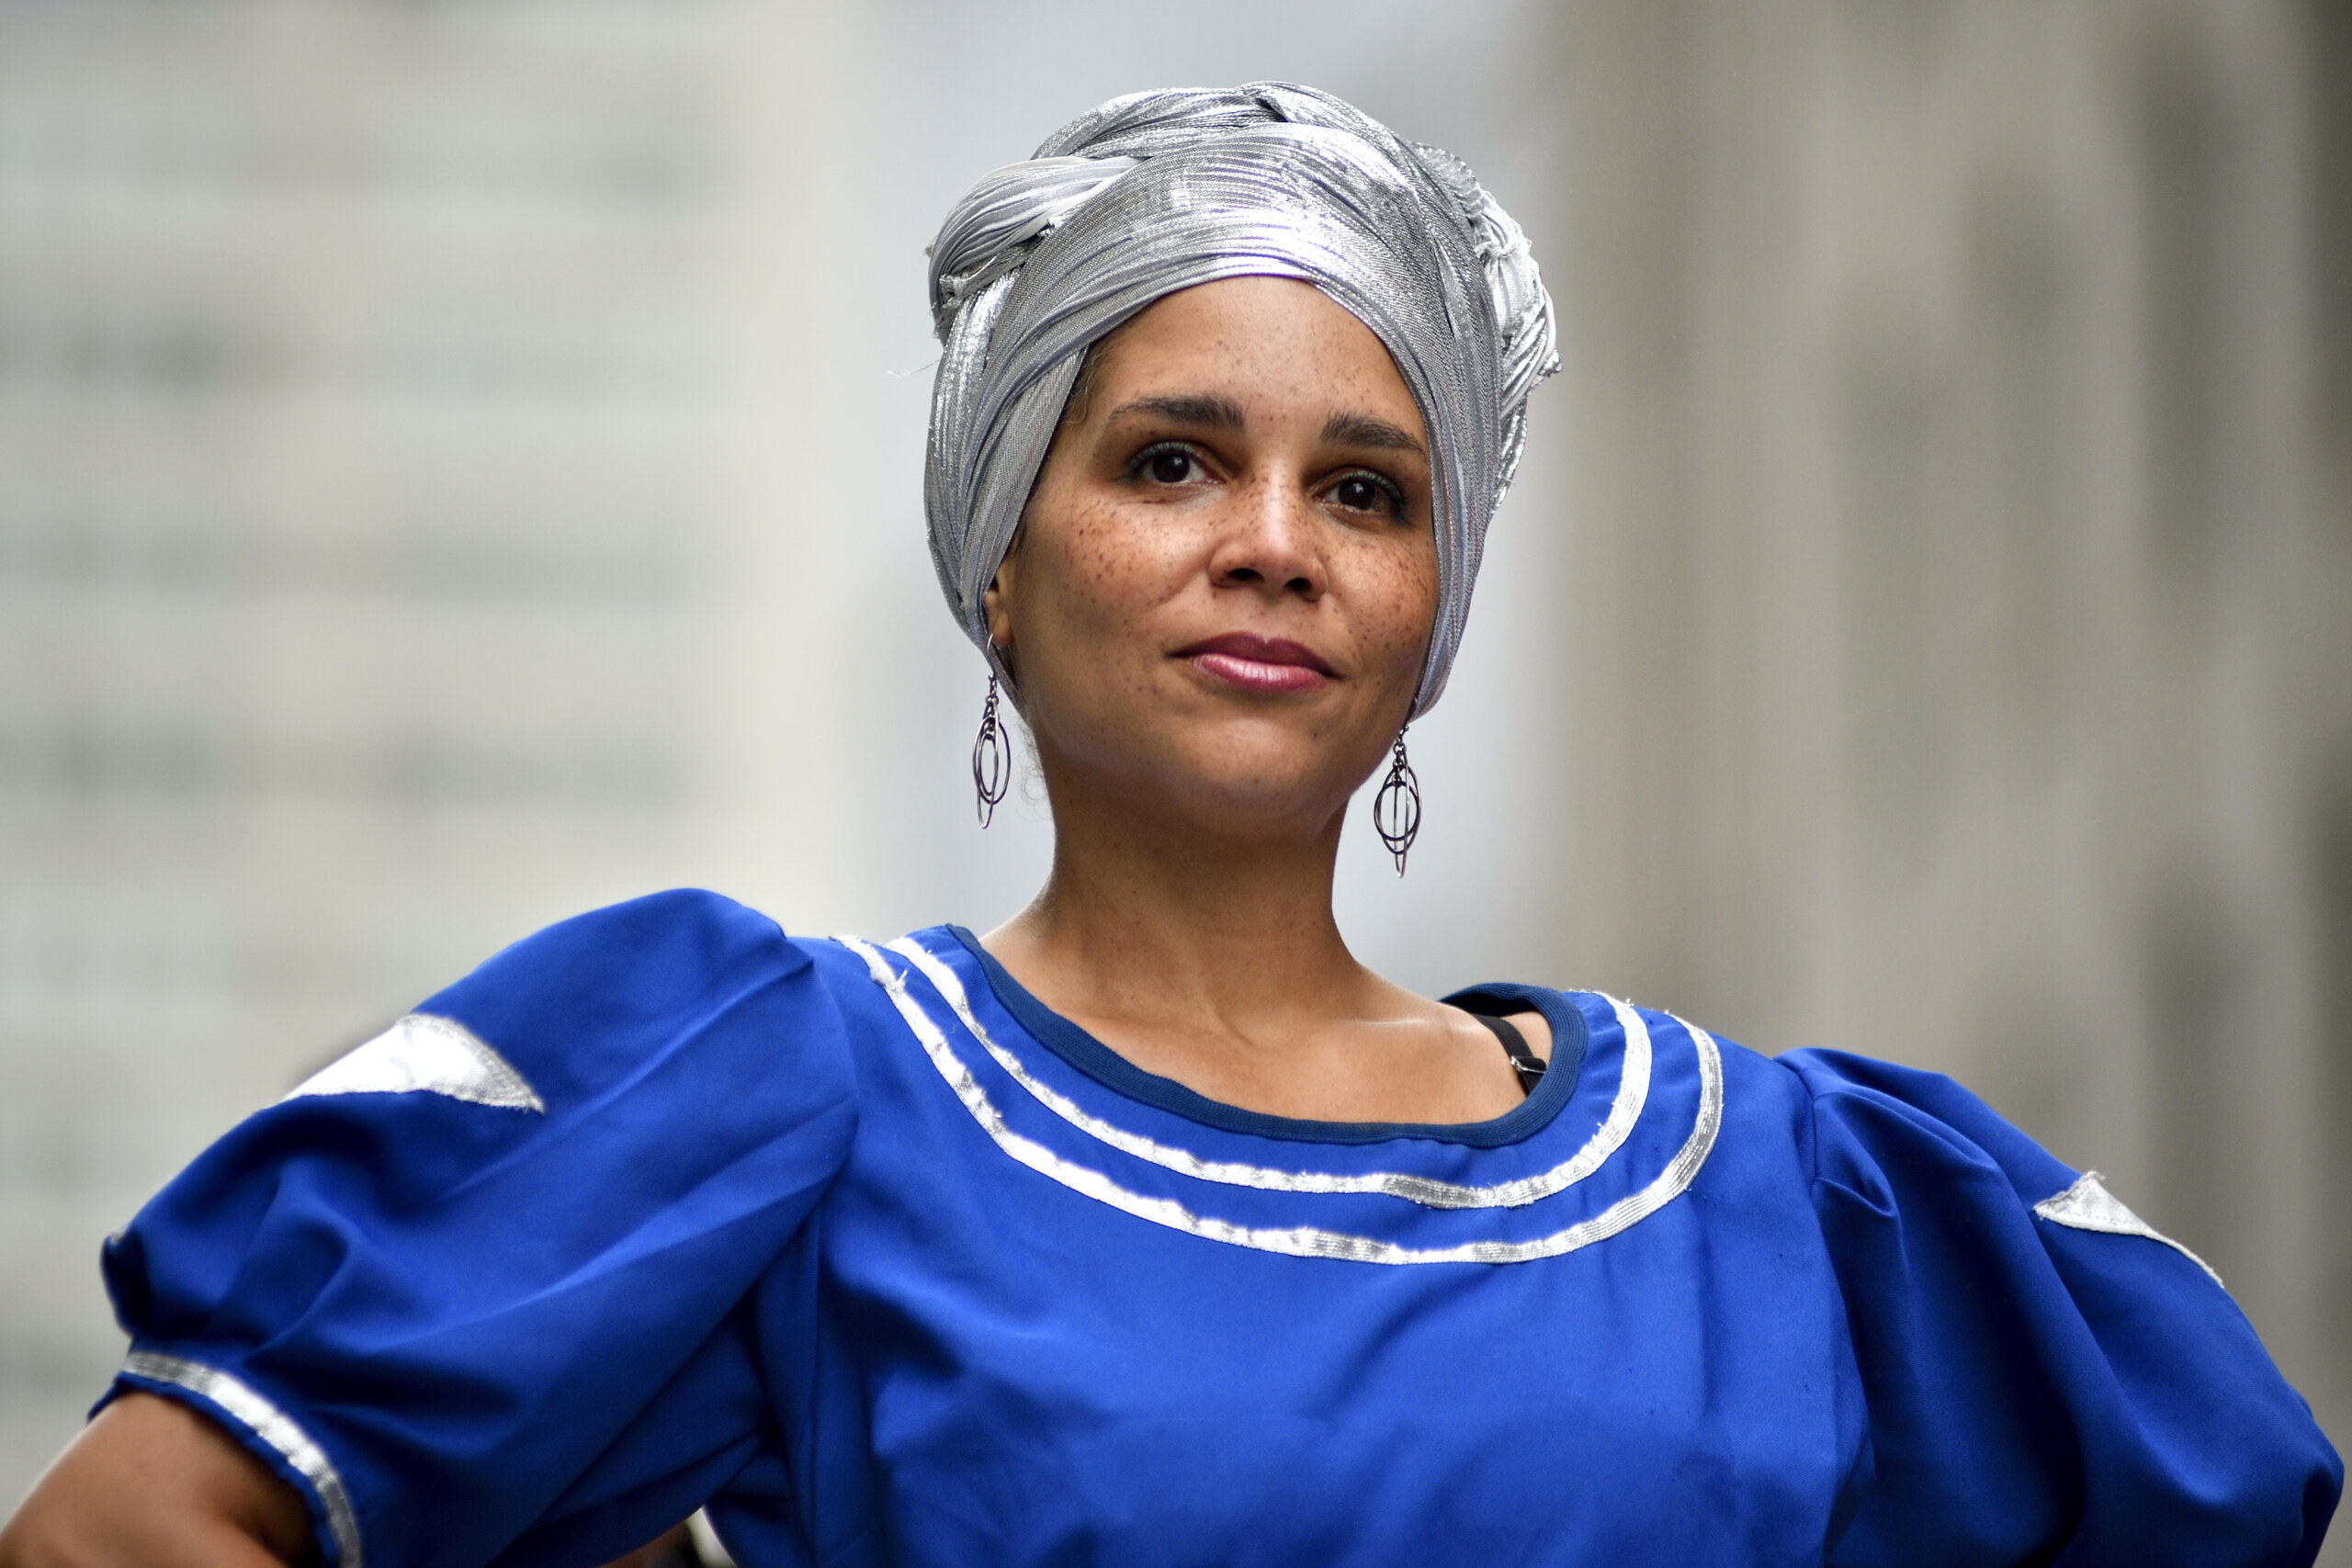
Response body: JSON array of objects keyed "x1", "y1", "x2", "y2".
[
  {"x1": 1035, "y1": 704, "x2": 1388, "y2": 842},
  {"x1": 1117, "y1": 756, "x2": 1363, "y2": 845}
]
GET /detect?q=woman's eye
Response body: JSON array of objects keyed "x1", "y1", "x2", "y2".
[
  {"x1": 1147, "y1": 449, "x2": 1195, "y2": 484},
  {"x1": 1330, "y1": 473, "x2": 1401, "y2": 516}
]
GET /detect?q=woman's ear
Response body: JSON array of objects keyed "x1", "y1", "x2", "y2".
[{"x1": 982, "y1": 554, "x2": 1016, "y2": 653}]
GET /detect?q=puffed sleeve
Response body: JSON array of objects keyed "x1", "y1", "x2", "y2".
[
  {"x1": 1784, "y1": 1049, "x2": 2340, "y2": 1567},
  {"x1": 96, "y1": 889, "x2": 860, "y2": 1568}
]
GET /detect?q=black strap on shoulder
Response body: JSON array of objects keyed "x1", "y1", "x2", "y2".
[{"x1": 1471, "y1": 1011, "x2": 1546, "y2": 1093}]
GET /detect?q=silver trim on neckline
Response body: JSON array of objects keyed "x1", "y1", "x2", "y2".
[
  {"x1": 882, "y1": 935, "x2": 1645, "y2": 1210},
  {"x1": 840, "y1": 936, "x2": 1723, "y2": 1265},
  {"x1": 120, "y1": 1350, "x2": 365, "y2": 1567}
]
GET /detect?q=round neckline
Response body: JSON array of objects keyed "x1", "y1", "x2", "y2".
[{"x1": 942, "y1": 925, "x2": 1589, "y2": 1148}]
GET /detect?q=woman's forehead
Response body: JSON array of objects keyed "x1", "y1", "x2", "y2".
[{"x1": 1086, "y1": 278, "x2": 1424, "y2": 434}]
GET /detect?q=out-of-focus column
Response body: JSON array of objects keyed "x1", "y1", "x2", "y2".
[
  {"x1": 1539, "y1": 0, "x2": 2348, "y2": 1481},
  {"x1": 0, "y1": 0, "x2": 876, "y2": 1502}
]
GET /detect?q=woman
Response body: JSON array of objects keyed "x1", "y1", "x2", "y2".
[{"x1": 1, "y1": 84, "x2": 2337, "y2": 1568}]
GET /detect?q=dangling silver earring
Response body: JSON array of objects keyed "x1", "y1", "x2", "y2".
[
  {"x1": 1372, "y1": 727, "x2": 1420, "y2": 875},
  {"x1": 972, "y1": 672, "x2": 1012, "y2": 827}
]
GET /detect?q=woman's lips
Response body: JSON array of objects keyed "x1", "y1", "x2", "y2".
[{"x1": 1174, "y1": 633, "x2": 1338, "y2": 694}]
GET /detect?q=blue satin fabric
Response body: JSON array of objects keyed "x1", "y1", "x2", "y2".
[{"x1": 101, "y1": 890, "x2": 2338, "y2": 1567}]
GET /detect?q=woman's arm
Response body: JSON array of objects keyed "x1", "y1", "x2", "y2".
[
  {"x1": 0, "y1": 1393, "x2": 315, "y2": 1568},
  {"x1": 1790, "y1": 1049, "x2": 2341, "y2": 1563},
  {"x1": 31, "y1": 896, "x2": 848, "y2": 1566},
  {"x1": 0, "y1": 1395, "x2": 715, "y2": 1568}
]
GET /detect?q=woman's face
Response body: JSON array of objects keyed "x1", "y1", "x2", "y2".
[{"x1": 987, "y1": 276, "x2": 1437, "y2": 841}]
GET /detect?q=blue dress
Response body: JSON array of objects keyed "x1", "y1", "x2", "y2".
[{"x1": 101, "y1": 890, "x2": 2340, "y2": 1567}]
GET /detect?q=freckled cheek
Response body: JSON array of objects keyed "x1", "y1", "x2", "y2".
[
  {"x1": 1349, "y1": 549, "x2": 1440, "y2": 681},
  {"x1": 1035, "y1": 509, "x2": 1193, "y2": 675},
  {"x1": 1058, "y1": 513, "x2": 1191, "y2": 626}
]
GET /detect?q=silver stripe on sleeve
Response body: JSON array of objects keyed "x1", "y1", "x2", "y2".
[
  {"x1": 284, "y1": 1013, "x2": 544, "y2": 1112},
  {"x1": 841, "y1": 936, "x2": 1722, "y2": 1265},
  {"x1": 687, "y1": 1508, "x2": 738, "y2": 1566},
  {"x1": 881, "y1": 934, "x2": 1647, "y2": 1209},
  {"x1": 120, "y1": 1350, "x2": 365, "y2": 1568},
  {"x1": 2033, "y1": 1170, "x2": 2224, "y2": 1287}
]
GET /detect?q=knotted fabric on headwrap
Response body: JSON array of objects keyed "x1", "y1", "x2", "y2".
[{"x1": 924, "y1": 83, "x2": 1556, "y2": 717}]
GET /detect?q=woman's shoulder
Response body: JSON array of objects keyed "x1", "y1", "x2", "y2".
[
  {"x1": 1763, "y1": 1042, "x2": 2077, "y2": 1201},
  {"x1": 427, "y1": 886, "x2": 805, "y2": 1009},
  {"x1": 422, "y1": 887, "x2": 911, "y2": 1017},
  {"x1": 367, "y1": 889, "x2": 913, "y2": 1120},
  {"x1": 1497, "y1": 987, "x2": 1818, "y2": 1135},
  {"x1": 1560, "y1": 1009, "x2": 2074, "y2": 1194},
  {"x1": 1519, "y1": 993, "x2": 2093, "y2": 1232}
]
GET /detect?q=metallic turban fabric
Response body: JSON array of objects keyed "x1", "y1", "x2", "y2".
[{"x1": 924, "y1": 83, "x2": 1558, "y2": 718}]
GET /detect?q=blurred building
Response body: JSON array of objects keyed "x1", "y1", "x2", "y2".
[
  {"x1": 0, "y1": 0, "x2": 2342, "y2": 1549},
  {"x1": 0, "y1": 0, "x2": 895, "y2": 1489},
  {"x1": 1539, "y1": 0, "x2": 2350, "y2": 1478}
]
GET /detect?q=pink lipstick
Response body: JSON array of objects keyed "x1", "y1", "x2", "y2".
[{"x1": 1174, "y1": 633, "x2": 1338, "y2": 695}]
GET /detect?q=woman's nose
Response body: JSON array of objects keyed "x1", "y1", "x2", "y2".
[{"x1": 1207, "y1": 476, "x2": 1325, "y2": 598}]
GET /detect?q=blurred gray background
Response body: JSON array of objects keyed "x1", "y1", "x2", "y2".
[{"x1": 2, "y1": 0, "x2": 2345, "y2": 1544}]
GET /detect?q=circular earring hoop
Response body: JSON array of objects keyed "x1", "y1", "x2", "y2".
[
  {"x1": 1372, "y1": 728, "x2": 1420, "y2": 875},
  {"x1": 972, "y1": 672, "x2": 1012, "y2": 828}
]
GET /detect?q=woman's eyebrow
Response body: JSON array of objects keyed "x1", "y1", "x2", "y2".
[
  {"x1": 1321, "y1": 411, "x2": 1426, "y2": 456},
  {"x1": 1104, "y1": 393, "x2": 1247, "y2": 431}
]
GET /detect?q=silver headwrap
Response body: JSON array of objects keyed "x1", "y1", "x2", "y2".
[{"x1": 924, "y1": 83, "x2": 1557, "y2": 717}]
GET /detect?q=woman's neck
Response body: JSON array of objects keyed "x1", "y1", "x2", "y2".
[
  {"x1": 981, "y1": 789, "x2": 1376, "y2": 1039},
  {"x1": 978, "y1": 755, "x2": 1544, "y2": 1127}
]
